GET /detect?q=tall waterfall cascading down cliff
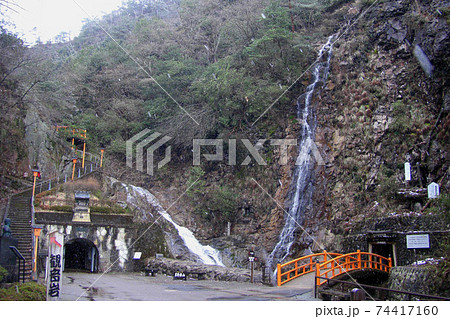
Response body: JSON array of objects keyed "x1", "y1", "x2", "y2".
[
  {"x1": 118, "y1": 181, "x2": 224, "y2": 266},
  {"x1": 268, "y1": 35, "x2": 335, "y2": 272}
]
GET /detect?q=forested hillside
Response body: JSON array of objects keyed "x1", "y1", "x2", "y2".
[
  {"x1": 1, "y1": 0, "x2": 448, "y2": 267},
  {"x1": 29, "y1": 0, "x2": 334, "y2": 153}
]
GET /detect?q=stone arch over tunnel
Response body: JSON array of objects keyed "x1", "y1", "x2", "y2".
[{"x1": 64, "y1": 238, "x2": 99, "y2": 272}]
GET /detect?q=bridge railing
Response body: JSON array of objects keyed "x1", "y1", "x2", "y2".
[
  {"x1": 277, "y1": 250, "x2": 342, "y2": 286},
  {"x1": 315, "y1": 250, "x2": 392, "y2": 286}
]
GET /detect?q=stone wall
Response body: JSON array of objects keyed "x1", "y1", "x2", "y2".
[
  {"x1": 388, "y1": 266, "x2": 448, "y2": 299},
  {"x1": 38, "y1": 224, "x2": 136, "y2": 272},
  {"x1": 333, "y1": 231, "x2": 449, "y2": 266},
  {"x1": 324, "y1": 214, "x2": 449, "y2": 266}
]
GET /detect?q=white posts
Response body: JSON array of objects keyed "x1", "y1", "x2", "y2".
[{"x1": 427, "y1": 182, "x2": 440, "y2": 199}]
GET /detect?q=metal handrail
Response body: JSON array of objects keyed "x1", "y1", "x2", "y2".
[
  {"x1": 9, "y1": 246, "x2": 25, "y2": 283},
  {"x1": 314, "y1": 276, "x2": 450, "y2": 301},
  {"x1": 34, "y1": 161, "x2": 99, "y2": 195}
]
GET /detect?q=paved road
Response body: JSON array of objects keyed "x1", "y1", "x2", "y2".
[{"x1": 59, "y1": 271, "x2": 319, "y2": 301}]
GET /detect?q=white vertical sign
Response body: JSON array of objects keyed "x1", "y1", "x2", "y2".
[
  {"x1": 47, "y1": 229, "x2": 64, "y2": 300},
  {"x1": 404, "y1": 162, "x2": 411, "y2": 181},
  {"x1": 427, "y1": 182, "x2": 440, "y2": 199}
]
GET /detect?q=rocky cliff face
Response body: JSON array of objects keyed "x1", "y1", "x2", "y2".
[{"x1": 302, "y1": 0, "x2": 449, "y2": 252}]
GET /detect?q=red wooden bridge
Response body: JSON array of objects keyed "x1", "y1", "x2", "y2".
[{"x1": 277, "y1": 250, "x2": 392, "y2": 287}]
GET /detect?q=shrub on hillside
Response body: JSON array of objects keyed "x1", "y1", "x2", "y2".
[{"x1": 63, "y1": 177, "x2": 101, "y2": 193}]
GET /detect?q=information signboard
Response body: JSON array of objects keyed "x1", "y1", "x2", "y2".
[
  {"x1": 133, "y1": 252, "x2": 142, "y2": 260},
  {"x1": 406, "y1": 234, "x2": 430, "y2": 249}
]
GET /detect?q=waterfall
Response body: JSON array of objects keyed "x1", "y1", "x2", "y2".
[
  {"x1": 117, "y1": 180, "x2": 224, "y2": 266},
  {"x1": 268, "y1": 35, "x2": 335, "y2": 272}
]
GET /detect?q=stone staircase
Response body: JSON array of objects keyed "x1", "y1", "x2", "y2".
[
  {"x1": 3, "y1": 157, "x2": 101, "y2": 281},
  {"x1": 5, "y1": 189, "x2": 34, "y2": 280}
]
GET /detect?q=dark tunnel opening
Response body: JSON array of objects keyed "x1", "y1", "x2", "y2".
[{"x1": 64, "y1": 238, "x2": 99, "y2": 272}]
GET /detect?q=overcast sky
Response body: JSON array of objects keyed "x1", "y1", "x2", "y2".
[{"x1": 2, "y1": 0, "x2": 125, "y2": 44}]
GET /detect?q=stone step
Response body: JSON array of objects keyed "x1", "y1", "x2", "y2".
[
  {"x1": 10, "y1": 229, "x2": 32, "y2": 234},
  {"x1": 10, "y1": 232, "x2": 32, "y2": 236},
  {"x1": 15, "y1": 240, "x2": 32, "y2": 244},
  {"x1": 15, "y1": 245, "x2": 32, "y2": 250}
]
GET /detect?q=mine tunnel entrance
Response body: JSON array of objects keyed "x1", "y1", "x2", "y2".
[
  {"x1": 369, "y1": 242, "x2": 397, "y2": 267},
  {"x1": 367, "y1": 232, "x2": 398, "y2": 267},
  {"x1": 64, "y1": 238, "x2": 99, "y2": 272}
]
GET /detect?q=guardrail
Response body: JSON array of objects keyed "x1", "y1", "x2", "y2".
[
  {"x1": 33, "y1": 162, "x2": 99, "y2": 196},
  {"x1": 74, "y1": 149, "x2": 100, "y2": 165}
]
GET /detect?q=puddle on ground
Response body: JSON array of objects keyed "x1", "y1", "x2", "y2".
[
  {"x1": 164, "y1": 284, "x2": 203, "y2": 292},
  {"x1": 267, "y1": 288, "x2": 311, "y2": 297},
  {"x1": 81, "y1": 286, "x2": 101, "y2": 301}
]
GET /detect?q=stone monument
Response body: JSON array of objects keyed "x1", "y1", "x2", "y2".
[
  {"x1": 72, "y1": 191, "x2": 91, "y2": 222},
  {"x1": 0, "y1": 218, "x2": 19, "y2": 282}
]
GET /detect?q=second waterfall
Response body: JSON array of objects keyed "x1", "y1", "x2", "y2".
[{"x1": 268, "y1": 35, "x2": 335, "y2": 270}]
